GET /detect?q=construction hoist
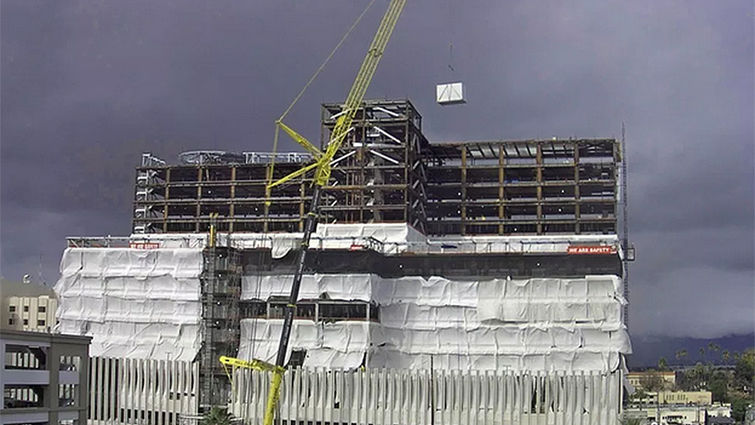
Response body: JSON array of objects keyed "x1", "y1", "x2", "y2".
[{"x1": 219, "y1": 1, "x2": 406, "y2": 424}]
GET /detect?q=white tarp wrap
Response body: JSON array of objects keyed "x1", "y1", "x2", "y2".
[
  {"x1": 54, "y1": 248, "x2": 203, "y2": 361},
  {"x1": 312, "y1": 223, "x2": 426, "y2": 255},
  {"x1": 238, "y1": 320, "x2": 373, "y2": 367},
  {"x1": 240, "y1": 273, "x2": 630, "y2": 372},
  {"x1": 132, "y1": 226, "x2": 620, "y2": 257},
  {"x1": 242, "y1": 274, "x2": 374, "y2": 302},
  {"x1": 228, "y1": 224, "x2": 426, "y2": 258},
  {"x1": 55, "y1": 225, "x2": 626, "y2": 369}
]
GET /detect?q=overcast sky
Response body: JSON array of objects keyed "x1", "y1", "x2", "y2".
[{"x1": 1, "y1": 1, "x2": 753, "y2": 340}]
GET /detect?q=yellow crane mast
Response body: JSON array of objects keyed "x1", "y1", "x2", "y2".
[{"x1": 221, "y1": 2, "x2": 406, "y2": 424}]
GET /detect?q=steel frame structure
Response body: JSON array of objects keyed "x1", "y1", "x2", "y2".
[
  {"x1": 319, "y1": 99, "x2": 429, "y2": 233},
  {"x1": 132, "y1": 102, "x2": 620, "y2": 237}
]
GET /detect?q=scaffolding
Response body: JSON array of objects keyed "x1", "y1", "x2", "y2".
[{"x1": 199, "y1": 245, "x2": 241, "y2": 409}]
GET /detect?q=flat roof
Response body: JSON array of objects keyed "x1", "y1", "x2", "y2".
[{"x1": 0, "y1": 329, "x2": 91, "y2": 345}]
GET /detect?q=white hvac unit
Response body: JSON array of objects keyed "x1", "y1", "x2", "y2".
[{"x1": 436, "y1": 81, "x2": 466, "y2": 105}]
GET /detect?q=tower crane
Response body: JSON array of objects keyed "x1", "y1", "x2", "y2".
[{"x1": 220, "y1": 1, "x2": 406, "y2": 424}]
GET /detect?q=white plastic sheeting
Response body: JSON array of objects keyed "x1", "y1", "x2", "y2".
[
  {"x1": 129, "y1": 225, "x2": 620, "y2": 258},
  {"x1": 54, "y1": 224, "x2": 626, "y2": 368},
  {"x1": 429, "y1": 234, "x2": 621, "y2": 256},
  {"x1": 242, "y1": 274, "x2": 374, "y2": 302},
  {"x1": 239, "y1": 274, "x2": 630, "y2": 372},
  {"x1": 238, "y1": 319, "x2": 627, "y2": 372},
  {"x1": 54, "y1": 248, "x2": 203, "y2": 361},
  {"x1": 229, "y1": 223, "x2": 426, "y2": 258}
]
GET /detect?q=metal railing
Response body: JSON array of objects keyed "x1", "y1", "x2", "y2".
[
  {"x1": 67, "y1": 237, "x2": 132, "y2": 248},
  {"x1": 66, "y1": 234, "x2": 619, "y2": 258}
]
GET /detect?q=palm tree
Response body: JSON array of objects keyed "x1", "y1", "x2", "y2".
[
  {"x1": 699, "y1": 347, "x2": 706, "y2": 362},
  {"x1": 658, "y1": 357, "x2": 669, "y2": 371},
  {"x1": 675, "y1": 349, "x2": 688, "y2": 362},
  {"x1": 722, "y1": 350, "x2": 730, "y2": 364},
  {"x1": 200, "y1": 407, "x2": 233, "y2": 425}
]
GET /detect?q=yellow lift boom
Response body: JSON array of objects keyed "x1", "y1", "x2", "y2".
[{"x1": 221, "y1": 2, "x2": 406, "y2": 424}]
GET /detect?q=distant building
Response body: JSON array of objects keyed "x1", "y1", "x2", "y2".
[
  {"x1": 708, "y1": 415, "x2": 735, "y2": 424},
  {"x1": 0, "y1": 329, "x2": 91, "y2": 425},
  {"x1": 627, "y1": 370, "x2": 677, "y2": 391},
  {"x1": 0, "y1": 278, "x2": 58, "y2": 332},
  {"x1": 625, "y1": 403, "x2": 731, "y2": 425},
  {"x1": 745, "y1": 405, "x2": 755, "y2": 425},
  {"x1": 634, "y1": 390, "x2": 713, "y2": 406}
]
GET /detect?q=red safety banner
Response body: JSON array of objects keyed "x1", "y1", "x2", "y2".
[{"x1": 566, "y1": 245, "x2": 616, "y2": 255}]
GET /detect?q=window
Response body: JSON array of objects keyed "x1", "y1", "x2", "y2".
[
  {"x1": 37, "y1": 320, "x2": 45, "y2": 327},
  {"x1": 5, "y1": 344, "x2": 46, "y2": 369},
  {"x1": 38, "y1": 306, "x2": 46, "y2": 313},
  {"x1": 9, "y1": 306, "x2": 15, "y2": 312},
  {"x1": 59, "y1": 355, "x2": 81, "y2": 372},
  {"x1": 59, "y1": 384, "x2": 79, "y2": 407},
  {"x1": 8, "y1": 318, "x2": 14, "y2": 326},
  {"x1": 287, "y1": 350, "x2": 306, "y2": 368},
  {"x1": 268, "y1": 299, "x2": 315, "y2": 319},
  {"x1": 319, "y1": 302, "x2": 367, "y2": 321},
  {"x1": 23, "y1": 306, "x2": 29, "y2": 312},
  {"x1": 4, "y1": 385, "x2": 45, "y2": 408},
  {"x1": 23, "y1": 319, "x2": 28, "y2": 326},
  {"x1": 239, "y1": 301, "x2": 267, "y2": 318}
]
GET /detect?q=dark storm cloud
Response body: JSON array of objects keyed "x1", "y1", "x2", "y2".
[{"x1": 1, "y1": 1, "x2": 752, "y2": 339}]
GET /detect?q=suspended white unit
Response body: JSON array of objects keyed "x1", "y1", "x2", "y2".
[{"x1": 436, "y1": 81, "x2": 466, "y2": 105}]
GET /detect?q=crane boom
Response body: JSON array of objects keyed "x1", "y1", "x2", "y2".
[
  {"x1": 254, "y1": 2, "x2": 406, "y2": 424},
  {"x1": 312, "y1": 0, "x2": 405, "y2": 186}
]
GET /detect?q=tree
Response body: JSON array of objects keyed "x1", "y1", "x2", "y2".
[
  {"x1": 699, "y1": 347, "x2": 706, "y2": 362},
  {"x1": 731, "y1": 397, "x2": 750, "y2": 423},
  {"x1": 733, "y1": 349, "x2": 754, "y2": 394},
  {"x1": 675, "y1": 349, "x2": 688, "y2": 363},
  {"x1": 639, "y1": 369, "x2": 667, "y2": 393},
  {"x1": 679, "y1": 363, "x2": 712, "y2": 391},
  {"x1": 200, "y1": 407, "x2": 233, "y2": 425},
  {"x1": 657, "y1": 357, "x2": 669, "y2": 371},
  {"x1": 709, "y1": 370, "x2": 730, "y2": 403},
  {"x1": 629, "y1": 386, "x2": 648, "y2": 410},
  {"x1": 722, "y1": 350, "x2": 730, "y2": 364}
]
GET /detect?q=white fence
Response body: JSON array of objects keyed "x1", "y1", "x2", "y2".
[
  {"x1": 86, "y1": 357, "x2": 622, "y2": 425},
  {"x1": 88, "y1": 356, "x2": 199, "y2": 425},
  {"x1": 230, "y1": 368, "x2": 623, "y2": 425}
]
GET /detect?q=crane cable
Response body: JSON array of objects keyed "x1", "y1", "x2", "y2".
[
  {"x1": 267, "y1": 0, "x2": 377, "y2": 196},
  {"x1": 446, "y1": 0, "x2": 456, "y2": 74}
]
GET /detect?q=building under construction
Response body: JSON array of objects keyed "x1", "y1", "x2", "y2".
[
  {"x1": 55, "y1": 99, "x2": 630, "y2": 413},
  {"x1": 133, "y1": 100, "x2": 618, "y2": 236}
]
